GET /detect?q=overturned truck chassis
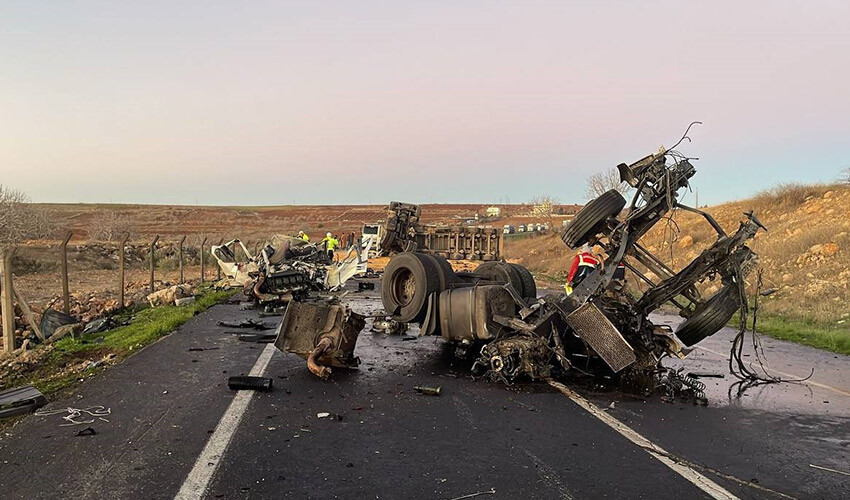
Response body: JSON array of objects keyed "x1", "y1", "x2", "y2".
[{"x1": 376, "y1": 145, "x2": 765, "y2": 391}]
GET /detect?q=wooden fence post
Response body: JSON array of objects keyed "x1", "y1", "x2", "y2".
[
  {"x1": 217, "y1": 238, "x2": 223, "y2": 280},
  {"x1": 200, "y1": 237, "x2": 208, "y2": 283},
  {"x1": 118, "y1": 232, "x2": 130, "y2": 308},
  {"x1": 149, "y1": 235, "x2": 160, "y2": 294},
  {"x1": 1, "y1": 249, "x2": 15, "y2": 354},
  {"x1": 60, "y1": 231, "x2": 72, "y2": 315},
  {"x1": 178, "y1": 235, "x2": 186, "y2": 284}
]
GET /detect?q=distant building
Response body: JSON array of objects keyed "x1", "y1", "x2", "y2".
[{"x1": 486, "y1": 206, "x2": 501, "y2": 218}]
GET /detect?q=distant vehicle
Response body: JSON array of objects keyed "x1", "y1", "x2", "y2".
[
  {"x1": 502, "y1": 224, "x2": 515, "y2": 234},
  {"x1": 535, "y1": 223, "x2": 544, "y2": 232},
  {"x1": 517, "y1": 224, "x2": 526, "y2": 233}
]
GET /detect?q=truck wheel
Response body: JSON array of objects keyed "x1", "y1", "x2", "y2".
[
  {"x1": 381, "y1": 252, "x2": 441, "y2": 323},
  {"x1": 561, "y1": 190, "x2": 626, "y2": 248},
  {"x1": 675, "y1": 285, "x2": 741, "y2": 346},
  {"x1": 508, "y1": 263, "x2": 537, "y2": 300},
  {"x1": 423, "y1": 254, "x2": 457, "y2": 291},
  {"x1": 473, "y1": 262, "x2": 523, "y2": 295}
]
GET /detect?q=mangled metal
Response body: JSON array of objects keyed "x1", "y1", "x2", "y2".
[
  {"x1": 211, "y1": 234, "x2": 374, "y2": 304},
  {"x1": 274, "y1": 300, "x2": 365, "y2": 379},
  {"x1": 371, "y1": 201, "x2": 503, "y2": 260},
  {"x1": 378, "y1": 143, "x2": 765, "y2": 391}
]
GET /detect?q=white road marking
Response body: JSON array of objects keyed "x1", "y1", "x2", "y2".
[
  {"x1": 174, "y1": 343, "x2": 277, "y2": 500},
  {"x1": 548, "y1": 380, "x2": 740, "y2": 500},
  {"x1": 696, "y1": 346, "x2": 850, "y2": 398}
]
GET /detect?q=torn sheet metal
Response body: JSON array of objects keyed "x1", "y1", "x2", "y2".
[{"x1": 274, "y1": 301, "x2": 365, "y2": 379}]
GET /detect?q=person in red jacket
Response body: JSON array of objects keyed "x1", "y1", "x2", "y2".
[{"x1": 566, "y1": 244, "x2": 599, "y2": 294}]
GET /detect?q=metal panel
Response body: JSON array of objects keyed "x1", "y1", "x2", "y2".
[{"x1": 565, "y1": 302, "x2": 636, "y2": 373}]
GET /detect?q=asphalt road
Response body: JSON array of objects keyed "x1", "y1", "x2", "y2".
[{"x1": 1, "y1": 282, "x2": 848, "y2": 499}]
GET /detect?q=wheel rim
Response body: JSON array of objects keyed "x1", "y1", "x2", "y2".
[{"x1": 391, "y1": 268, "x2": 416, "y2": 307}]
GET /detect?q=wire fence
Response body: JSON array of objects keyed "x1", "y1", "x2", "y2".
[{"x1": 0, "y1": 232, "x2": 270, "y2": 354}]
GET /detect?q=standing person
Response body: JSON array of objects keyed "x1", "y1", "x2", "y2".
[
  {"x1": 322, "y1": 232, "x2": 339, "y2": 261},
  {"x1": 565, "y1": 244, "x2": 599, "y2": 294}
]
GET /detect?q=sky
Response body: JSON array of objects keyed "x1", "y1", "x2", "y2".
[{"x1": 1, "y1": 1, "x2": 848, "y2": 207}]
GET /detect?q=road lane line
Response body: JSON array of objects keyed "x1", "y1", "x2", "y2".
[
  {"x1": 175, "y1": 343, "x2": 276, "y2": 500},
  {"x1": 696, "y1": 346, "x2": 850, "y2": 398},
  {"x1": 548, "y1": 380, "x2": 740, "y2": 500}
]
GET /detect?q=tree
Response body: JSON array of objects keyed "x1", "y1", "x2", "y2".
[
  {"x1": 529, "y1": 195, "x2": 559, "y2": 228},
  {"x1": 584, "y1": 167, "x2": 630, "y2": 200},
  {"x1": 0, "y1": 185, "x2": 52, "y2": 248},
  {"x1": 89, "y1": 211, "x2": 132, "y2": 241}
]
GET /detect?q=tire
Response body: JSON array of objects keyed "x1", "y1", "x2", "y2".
[
  {"x1": 381, "y1": 252, "x2": 441, "y2": 323},
  {"x1": 675, "y1": 285, "x2": 741, "y2": 346},
  {"x1": 423, "y1": 254, "x2": 457, "y2": 291},
  {"x1": 473, "y1": 262, "x2": 523, "y2": 295},
  {"x1": 561, "y1": 189, "x2": 627, "y2": 248},
  {"x1": 508, "y1": 263, "x2": 537, "y2": 300}
]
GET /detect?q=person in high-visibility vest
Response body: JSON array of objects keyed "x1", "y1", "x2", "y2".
[
  {"x1": 297, "y1": 230, "x2": 310, "y2": 242},
  {"x1": 565, "y1": 244, "x2": 599, "y2": 295},
  {"x1": 322, "y1": 232, "x2": 339, "y2": 260}
]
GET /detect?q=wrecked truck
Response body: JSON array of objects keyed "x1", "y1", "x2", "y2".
[
  {"x1": 374, "y1": 145, "x2": 764, "y2": 389},
  {"x1": 370, "y1": 201, "x2": 504, "y2": 261},
  {"x1": 212, "y1": 235, "x2": 375, "y2": 304},
  {"x1": 274, "y1": 142, "x2": 764, "y2": 396}
]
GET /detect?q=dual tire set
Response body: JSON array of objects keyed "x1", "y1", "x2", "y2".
[{"x1": 381, "y1": 252, "x2": 537, "y2": 324}]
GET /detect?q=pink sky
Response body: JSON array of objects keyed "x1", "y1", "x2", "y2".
[{"x1": 1, "y1": 1, "x2": 848, "y2": 206}]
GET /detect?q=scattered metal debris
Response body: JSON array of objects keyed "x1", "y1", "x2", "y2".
[
  {"x1": 211, "y1": 235, "x2": 374, "y2": 305},
  {"x1": 370, "y1": 316, "x2": 407, "y2": 335},
  {"x1": 75, "y1": 426, "x2": 97, "y2": 437},
  {"x1": 414, "y1": 385, "x2": 442, "y2": 396},
  {"x1": 274, "y1": 301, "x2": 365, "y2": 379},
  {"x1": 237, "y1": 333, "x2": 277, "y2": 343},
  {"x1": 0, "y1": 385, "x2": 48, "y2": 419},
  {"x1": 227, "y1": 376, "x2": 273, "y2": 391}
]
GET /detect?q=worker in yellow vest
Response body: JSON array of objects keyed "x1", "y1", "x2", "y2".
[
  {"x1": 297, "y1": 230, "x2": 310, "y2": 242},
  {"x1": 322, "y1": 232, "x2": 339, "y2": 261}
]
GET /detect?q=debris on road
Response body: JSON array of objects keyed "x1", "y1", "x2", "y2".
[
  {"x1": 217, "y1": 319, "x2": 274, "y2": 330},
  {"x1": 274, "y1": 301, "x2": 364, "y2": 380},
  {"x1": 75, "y1": 426, "x2": 97, "y2": 436},
  {"x1": 237, "y1": 333, "x2": 276, "y2": 343},
  {"x1": 414, "y1": 385, "x2": 442, "y2": 396},
  {"x1": 34, "y1": 405, "x2": 111, "y2": 426},
  {"x1": 0, "y1": 385, "x2": 47, "y2": 419},
  {"x1": 370, "y1": 316, "x2": 407, "y2": 335},
  {"x1": 227, "y1": 376, "x2": 273, "y2": 391}
]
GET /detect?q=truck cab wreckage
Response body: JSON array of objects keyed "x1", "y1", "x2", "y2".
[
  {"x1": 211, "y1": 235, "x2": 374, "y2": 304},
  {"x1": 273, "y1": 145, "x2": 766, "y2": 397}
]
